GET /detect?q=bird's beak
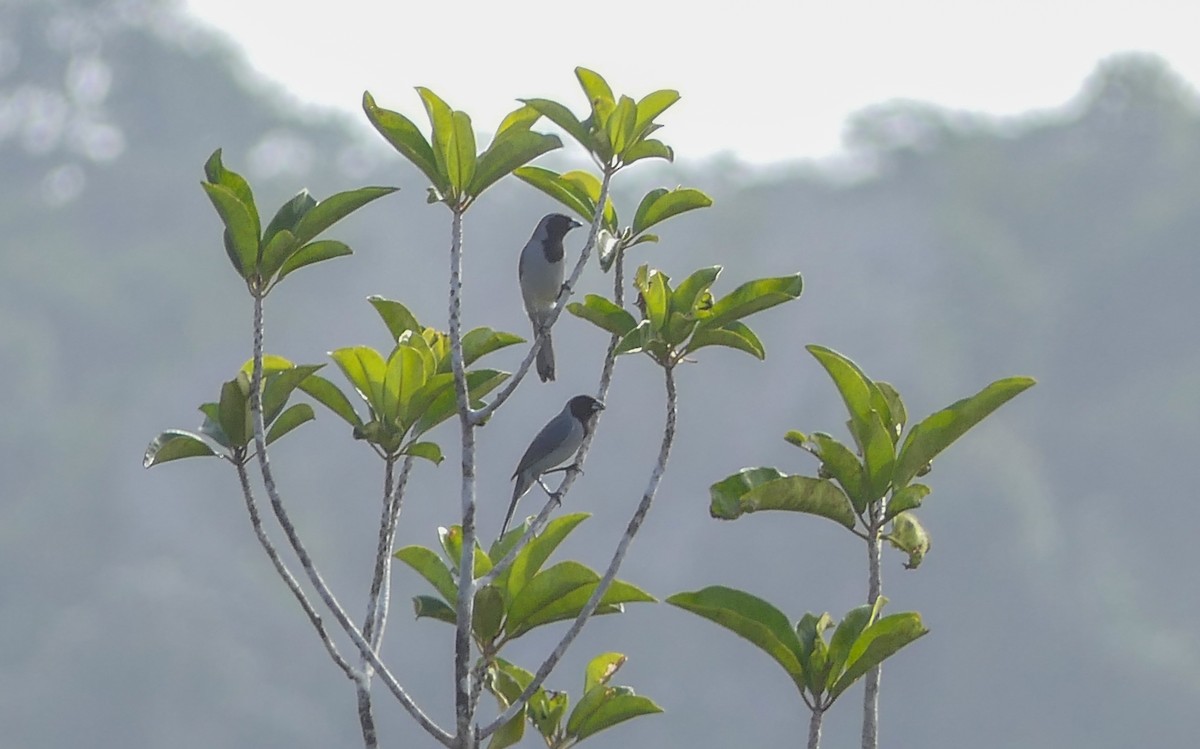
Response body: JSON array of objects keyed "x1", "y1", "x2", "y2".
[{"x1": 570, "y1": 219, "x2": 582, "y2": 229}]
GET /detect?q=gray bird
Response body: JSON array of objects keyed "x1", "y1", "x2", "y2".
[
  {"x1": 519, "y1": 213, "x2": 582, "y2": 382},
  {"x1": 501, "y1": 394, "x2": 605, "y2": 537}
]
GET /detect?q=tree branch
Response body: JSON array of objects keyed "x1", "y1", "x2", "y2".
[
  {"x1": 247, "y1": 292, "x2": 454, "y2": 748},
  {"x1": 447, "y1": 207, "x2": 480, "y2": 747},
  {"x1": 860, "y1": 496, "x2": 888, "y2": 749},
  {"x1": 479, "y1": 362, "x2": 678, "y2": 739}
]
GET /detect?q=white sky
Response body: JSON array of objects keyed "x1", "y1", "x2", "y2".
[{"x1": 184, "y1": 0, "x2": 1200, "y2": 164}]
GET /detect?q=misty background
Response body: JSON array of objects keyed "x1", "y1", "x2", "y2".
[{"x1": 2, "y1": 0, "x2": 1198, "y2": 746}]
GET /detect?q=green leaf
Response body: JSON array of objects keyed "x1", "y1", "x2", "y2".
[
  {"x1": 709, "y1": 467, "x2": 786, "y2": 519},
  {"x1": 784, "y1": 430, "x2": 808, "y2": 448},
  {"x1": 258, "y1": 229, "x2": 297, "y2": 280},
  {"x1": 805, "y1": 345, "x2": 877, "y2": 452},
  {"x1": 824, "y1": 603, "x2": 878, "y2": 693},
  {"x1": 530, "y1": 689, "x2": 568, "y2": 739},
  {"x1": 685, "y1": 321, "x2": 765, "y2": 359},
  {"x1": 218, "y1": 378, "x2": 250, "y2": 447},
  {"x1": 291, "y1": 186, "x2": 398, "y2": 247},
  {"x1": 713, "y1": 474, "x2": 857, "y2": 530},
  {"x1": 830, "y1": 612, "x2": 928, "y2": 699},
  {"x1": 265, "y1": 403, "x2": 314, "y2": 445},
  {"x1": 495, "y1": 103, "x2": 543, "y2": 135},
  {"x1": 143, "y1": 430, "x2": 218, "y2": 467},
  {"x1": 444, "y1": 109, "x2": 477, "y2": 195},
  {"x1": 203, "y1": 149, "x2": 257, "y2": 219},
  {"x1": 362, "y1": 91, "x2": 445, "y2": 192},
  {"x1": 584, "y1": 652, "x2": 626, "y2": 693},
  {"x1": 631, "y1": 188, "x2": 712, "y2": 235},
  {"x1": 567, "y1": 295, "x2": 638, "y2": 337},
  {"x1": 795, "y1": 612, "x2": 834, "y2": 694},
  {"x1": 198, "y1": 403, "x2": 230, "y2": 448},
  {"x1": 330, "y1": 346, "x2": 387, "y2": 417},
  {"x1": 700, "y1": 273, "x2": 803, "y2": 330},
  {"x1": 893, "y1": 376, "x2": 1036, "y2": 488},
  {"x1": 275, "y1": 240, "x2": 352, "y2": 282},
  {"x1": 606, "y1": 95, "x2": 638, "y2": 155},
  {"x1": 513, "y1": 165, "x2": 595, "y2": 222},
  {"x1": 410, "y1": 369, "x2": 508, "y2": 436},
  {"x1": 262, "y1": 189, "x2": 316, "y2": 245},
  {"x1": 297, "y1": 374, "x2": 363, "y2": 428},
  {"x1": 666, "y1": 586, "x2": 806, "y2": 689},
  {"x1": 488, "y1": 700, "x2": 525, "y2": 749},
  {"x1": 394, "y1": 545, "x2": 458, "y2": 603},
  {"x1": 622, "y1": 139, "x2": 674, "y2": 165},
  {"x1": 638, "y1": 268, "x2": 670, "y2": 334},
  {"x1": 505, "y1": 561, "x2": 654, "y2": 638},
  {"x1": 415, "y1": 86, "x2": 456, "y2": 184},
  {"x1": 613, "y1": 319, "x2": 651, "y2": 356},
  {"x1": 469, "y1": 129, "x2": 561, "y2": 197},
  {"x1": 567, "y1": 687, "x2": 662, "y2": 742},
  {"x1": 367, "y1": 296, "x2": 423, "y2": 341},
  {"x1": 412, "y1": 594, "x2": 457, "y2": 625},
  {"x1": 575, "y1": 67, "x2": 615, "y2": 112},
  {"x1": 201, "y1": 182, "x2": 259, "y2": 278},
  {"x1": 809, "y1": 433, "x2": 868, "y2": 513},
  {"x1": 262, "y1": 364, "x2": 324, "y2": 426},
  {"x1": 560, "y1": 170, "x2": 617, "y2": 230},
  {"x1": 402, "y1": 441, "x2": 444, "y2": 464},
  {"x1": 875, "y1": 381, "x2": 907, "y2": 441},
  {"x1": 885, "y1": 483, "x2": 930, "y2": 521},
  {"x1": 860, "y1": 411, "x2": 896, "y2": 502},
  {"x1": 663, "y1": 311, "x2": 697, "y2": 346},
  {"x1": 382, "y1": 344, "x2": 425, "y2": 424},
  {"x1": 887, "y1": 511, "x2": 931, "y2": 569},
  {"x1": 633, "y1": 89, "x2": 680, "y2": 139},
  {"x1": 520, "y1": 98, "x2": 592, "y2": 153},
  {"x1": 505, "y1": 513, "x2": 590, "y2": 601},
  {"x1": 473, "y1": 585, "x2": 505, "y2": 643},
  {"x1": 462, "y1": 327, "x2": 525, "y2": 368},
  {"x1": 671, "y1": 266, "x2": 721, "y2": 316}
]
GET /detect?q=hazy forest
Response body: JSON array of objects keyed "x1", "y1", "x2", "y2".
[{"x1": 2, "y1": 0, "x2": 1197, "y2": 747}]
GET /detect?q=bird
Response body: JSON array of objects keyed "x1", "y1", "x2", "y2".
[
  {"x1": 519, "y1": 213, "x2": 582, "y2": 382},
  {"x1": 501, "y1": 394, "x2": 605, "y2": 537}
]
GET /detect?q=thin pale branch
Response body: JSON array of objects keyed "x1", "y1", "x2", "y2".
[
  {"x1": 233, "y1": 458, "x2": 356, "y2": 680},
  {"x1": 809, "y1": 706, "x2": 824, "y2": 749},
  {"x1": 861, "y1": 495, "x2": 888, "y2": 749},
  {"x1": 480, "y1": 363, "x2": 679, "y2": 739},
  {"x1": 248, "y1": 293, "x2": 454, "y2": 748},
  {"x1": 447, "y1": 207, "x2": 480, "y2": 745},
  {"x1": 470, "y1": 169, "x2": 615, "y2": 425},
  {"x1": 371, "y1": 454, "x2": 415, "y2": 649}
]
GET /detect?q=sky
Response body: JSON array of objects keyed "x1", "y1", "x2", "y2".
[{"x1": 182, "y1": 0, "x2": 1200, "y2": 164}]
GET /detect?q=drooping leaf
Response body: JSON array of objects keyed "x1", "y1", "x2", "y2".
[
  {"x1": 700, "y1": 273, "x2": 803, "y2": 330},
  {"x1": 275, "y1": 240, "x2": 352, "y2": 282},
  {"x1": 631, "y1": 187, "x2": 712, "y2": 235},
  {"x1": 885, "y1": 483, "x2": 930, "y2": 521},
  {"x1": 402, "y1": 441, "x2": 444, "y2": 464},
  {"x1": 893, "y1": 376, "x2": 1036, "y2": 488},
  {"x1": 887, "y1": 511, "x2": 931, "y2": 569},
  {"x1": 567, "y1": 295, "x2": 638, "y2": 336},
  {"x1": 394, "y1": 545, "x2": 458, "y2": 603},
  {"x1": 513, "y1": 166, "x2": 595, "y2": 223},
  {"x1": 297, "y1": 374, "x2": 363, "y2": 427},
  {"x1": 265, "y1": 403, "x2": 314, "y2": 445},
  {"x1": 143, "y1": 430, "x2": 219, "y2": 468},
  {"x1": 412, "y1": 594, "x2": 457, "y2": 625},
  {"x1": 462, "y1": 327, "x2": 525, "y2": 368},
  {"x1": 519, "y1": 98, "x2": 592, "y2": 153},
  {"x1": 666, "y1": 586, "x2": 806, "y2": 689},
  {"x1": 709, "y1": 467, "x2": 786, "y2": 519},
  {"x1": 714, "y1": 474, "x2": 857, "y2": 530},
  {"x1": 685, "y1": 321, "x2": 765, "y2": 359}
]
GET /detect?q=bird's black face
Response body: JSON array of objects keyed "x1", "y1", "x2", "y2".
[
  {"x1": 567, "y1": 394, "x2": 605, "y2": 423},
  {"x1": 543, "y1": 213, "x2": 582, "y2": 241}
]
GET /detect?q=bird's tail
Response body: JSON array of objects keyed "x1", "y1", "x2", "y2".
[
  {"x1": 500, "y1": 477, "x2": 530, "y2": 538},
  {"x1": 536, "y1": 330, "x2": 555, "y2": 382}
]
